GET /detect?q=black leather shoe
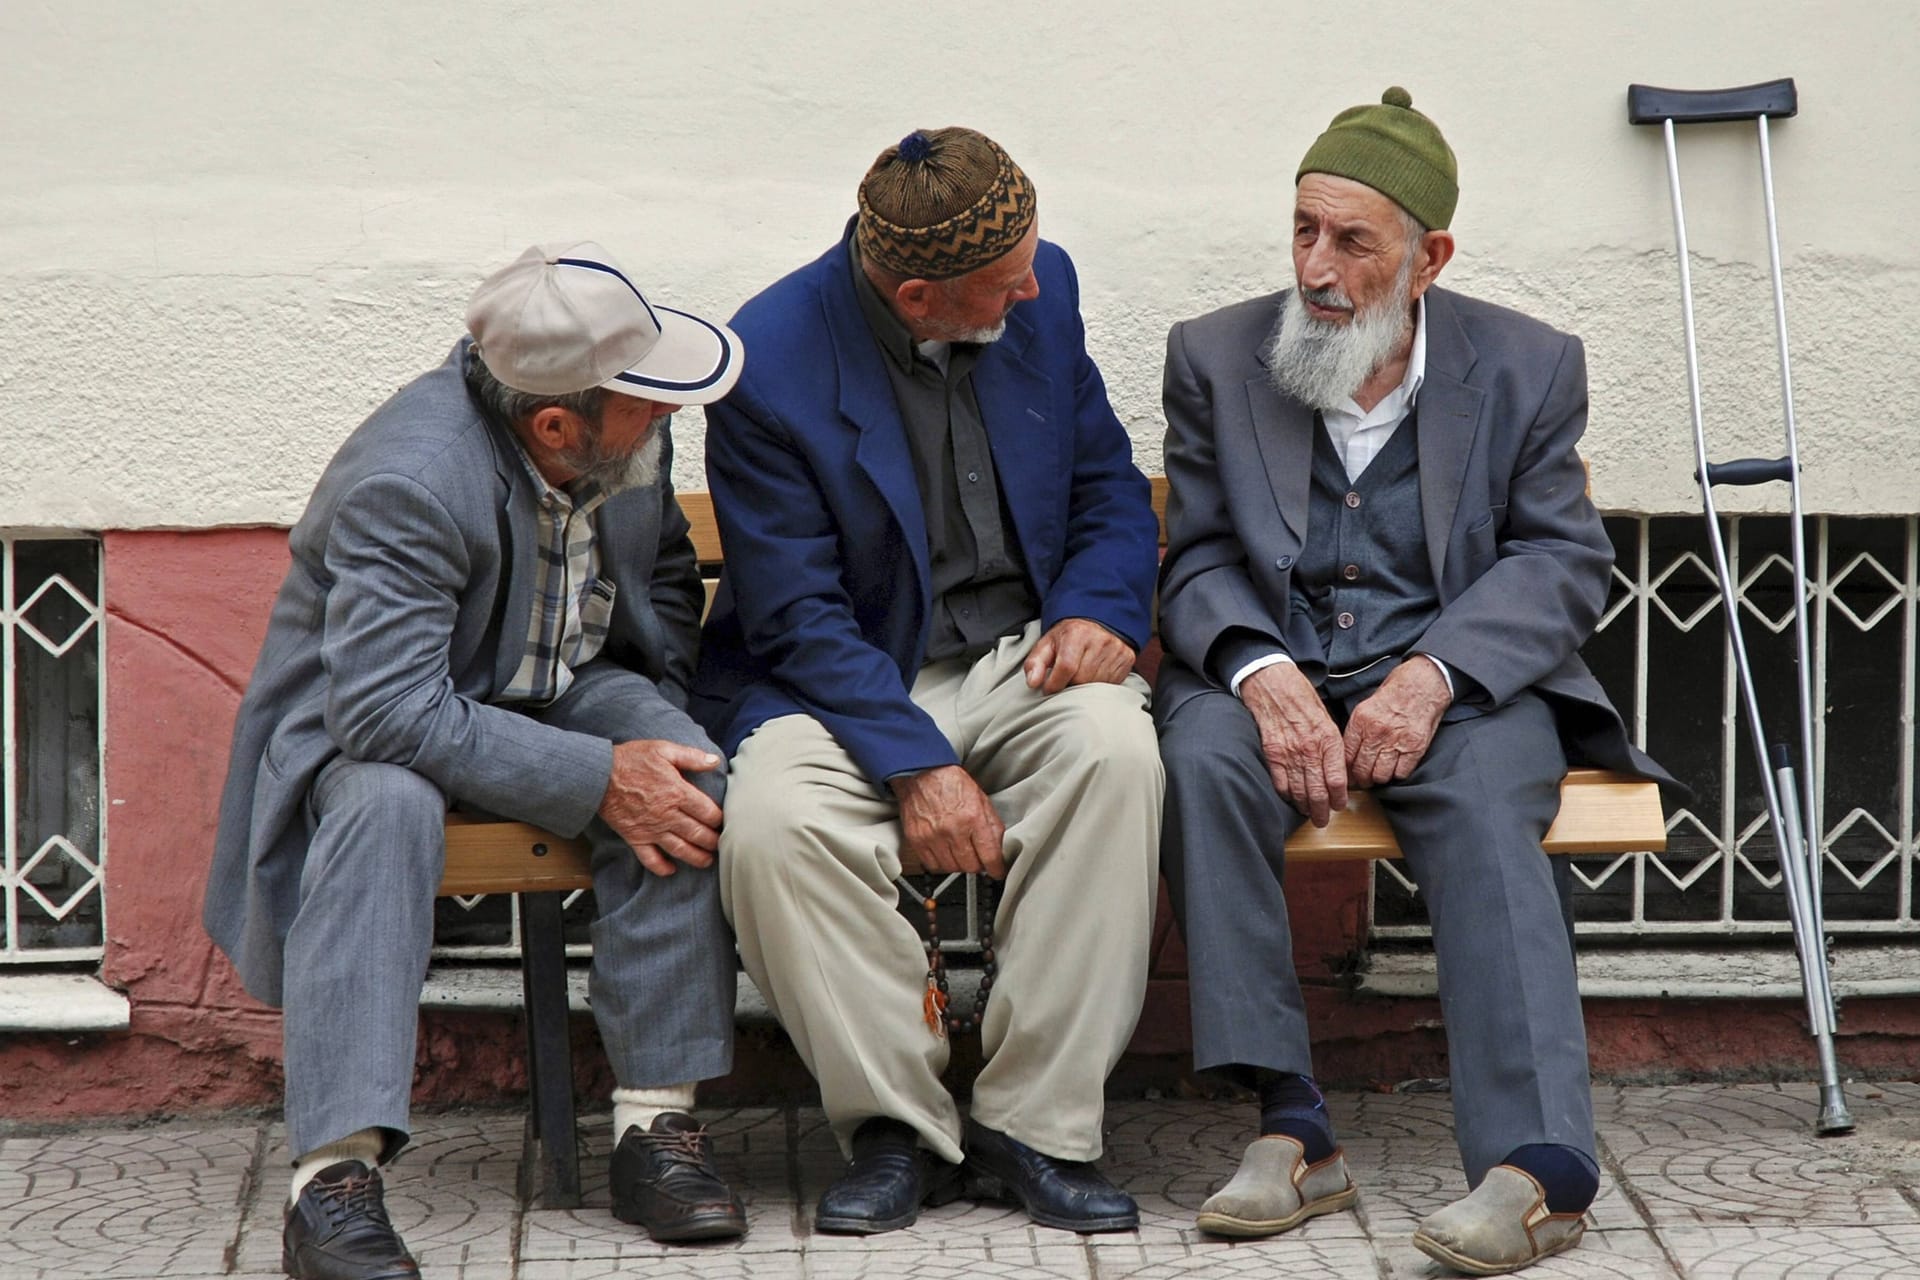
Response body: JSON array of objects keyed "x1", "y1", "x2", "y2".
[
  {"x1": 963, "y1": 1119, "x2": 1139, "y2": 1233},
  {"x1": 609, "y1": 1113, "x2": 748, "y2": 1242},
  {"x1": 281, "y1": 1161, "x2": 420, "y2": 1280},
  {"x1": 815, "y1": 1117, "x2": 965, "y2": 1234}
]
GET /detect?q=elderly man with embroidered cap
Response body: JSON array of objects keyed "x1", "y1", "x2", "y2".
[
  {"x1": 206, "y1": 243, "x2": 750, "y2": 1278},
  {"x1": 1154, "y1": 90, "x2": 1672, "y2": 1273},
  {"x1": 693, "y1": 128, "x2": 1162, "y2": 1235}
]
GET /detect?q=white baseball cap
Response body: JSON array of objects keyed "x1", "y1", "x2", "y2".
[{"x1": 465, "y1": 241, "x2": 743, "y2": 406}]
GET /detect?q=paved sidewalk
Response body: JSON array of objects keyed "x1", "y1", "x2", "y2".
[{"x1": 2, "y1": 1081, "x2": 1916, "y2": 1278}]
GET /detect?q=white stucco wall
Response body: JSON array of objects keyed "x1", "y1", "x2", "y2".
[{"x1": 2, "y1": 1, "x2": 1915, "y2": 528}]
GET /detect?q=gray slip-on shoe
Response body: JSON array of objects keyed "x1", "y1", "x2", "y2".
[
  {"x1": 1195, "y1": 1135, "x2": 1359, "y2": 1238},
  {"x1": 1412, "y1": 1165, "x2": 1587, "y2": 1275}
]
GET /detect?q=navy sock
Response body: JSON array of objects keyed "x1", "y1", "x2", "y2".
[
  {"x1": 1256, "y1": 1072, "x2": 1336, "y2": 1163},
  {"x1": 1502, "y1": 1143, "x2": 1599, "y2": 1214}
]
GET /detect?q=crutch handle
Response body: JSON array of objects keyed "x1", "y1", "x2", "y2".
[
  {"x1": 1699, "y1": 456, "x2": 1795, "y2": 487},
  {"x1": 1628, "y1": 79, "x2": 1798, "y2": 125}
]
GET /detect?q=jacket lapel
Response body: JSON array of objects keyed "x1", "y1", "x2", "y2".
[
  {"x1": 487, "y1": 416, "x2": 541, "y2": 695},
  {"x1": 1414, "y1": 289, "x2": 1484, "y2": 588},
  {"x1": 1248, "y1": 308, "x2": 1314, "y2": 541},
  {"x1": 821, "y1": 234, "x2": 932, "y2": 614},
  {"x1": 971, "y1": 310, "x2": 1055, "y2": 565}
]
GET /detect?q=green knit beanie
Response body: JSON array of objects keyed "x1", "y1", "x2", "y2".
[{"x1": 1297, "y1": 86, "x2": 1457, "y2": 231}]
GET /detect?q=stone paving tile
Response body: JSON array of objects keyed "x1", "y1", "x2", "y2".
[
  {"x1": 0, "y1": 1120, "x2": 261, "y2": 1279},
  {"x1": 520, "y1": 1255, "x2": 805, "y2": 1280},
  {"x1": 800, "y1": 1242, "x2": 1093, "y2": 1277},
  {"x1": 1598, "y1": 1083, "x2": 1919, "y2": 1228},
  {"x1": 519, "y1": 1107, "x2": 800, "y2": 1260},
  {"x1": 1659, "y1": 1223, "x2": 1920, "y2": 1278},
  {"x1": 7, "y1": 1087, "x2": 1920, "y2": 1277},
  {"x1": 1090, "y1": 1237, "x2": 1380, "y2": 1278},
  {"x1": 1373, "y1": 1225, "x2": 1682, "y2": 1279}
]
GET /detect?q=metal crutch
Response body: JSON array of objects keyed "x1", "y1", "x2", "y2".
[{"x1": 1626, "y1": 78, "x2": 1853, "y2": 1136}]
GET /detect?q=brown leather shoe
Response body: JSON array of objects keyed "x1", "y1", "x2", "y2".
[
  {"x1": 281, "y1": 1161, "x2": 420, "y2": 1280},
  {"x1": 609, "y1": 1113, "x2": 748, "y2": 1242}
]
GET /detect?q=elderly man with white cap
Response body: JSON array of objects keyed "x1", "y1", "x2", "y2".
[{"x1": 205, "y1": 243, "x2": 748, "y2": 1279}]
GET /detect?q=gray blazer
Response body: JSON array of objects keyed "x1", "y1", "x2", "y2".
[
  {"x1": 204, "y1": 340, "x2": 705, "y2": 1006},
  {"x1": 1156, "y1": 285, "x2": 1669, "y2": 784}
]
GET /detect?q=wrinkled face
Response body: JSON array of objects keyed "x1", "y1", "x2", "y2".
[
  {"x1": 919, "y1": 224, "x2": 1043, "y2": 343},
  {"x1": 1291, "y1": 173, "x2": 1420, "y2": 324}
]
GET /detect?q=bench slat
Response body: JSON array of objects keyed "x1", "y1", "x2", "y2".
[
  {"x1": 436, "y1": 768, "x2": 1664, "y2": 896},
  {"x1": 441, "y1": 814, "x2": 592, "y2": 896},
  {"x1": 1284, "y1": 769, "x2": 1666, "y2": 862}
]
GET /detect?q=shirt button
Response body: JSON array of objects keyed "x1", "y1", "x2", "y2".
[
  {"x1": 1343, "y1": 564, "x2": 1360, "y2": 580},
  {"x1": 1276, "y1": 555, "x2": 1293, "y2": 570},
  {"x1": 1345, "y1": 491, "x2": 1362, "y2": 509},
  {"x1": 1337, "y1": 611, "x2": 1356, "y2": 629}
]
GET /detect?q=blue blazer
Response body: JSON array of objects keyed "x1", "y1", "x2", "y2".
[{"x1": 692, "y1": 221, "x2": 1158, "y2": 785}]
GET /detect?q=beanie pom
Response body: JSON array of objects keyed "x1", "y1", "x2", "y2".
[
  {"x1": 897, "y1": 131, "x2": 932, "y2": 163},
  {"x1": 1382, "y1": 86, "x2": 1413, "y2": 109}
]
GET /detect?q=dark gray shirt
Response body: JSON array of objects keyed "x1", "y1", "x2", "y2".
[{"x1": 850, "y1": 244, "x2": 1037, "y2": 662}]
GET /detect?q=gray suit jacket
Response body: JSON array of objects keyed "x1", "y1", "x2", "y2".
[
  {"x1": 1156, "y1": 285, "x2": 1669, "y2": 784},
  {"x1": 204, "y1": 340, "x2": 705, "y2": 1006}
]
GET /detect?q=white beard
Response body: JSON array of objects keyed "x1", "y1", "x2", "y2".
[
  {"x1": 924, "y1": 316, "x2": 1007, "y2": 345},
  {"x1": 1265, "y1": 268, "x2": 1415, "y2": 412}
]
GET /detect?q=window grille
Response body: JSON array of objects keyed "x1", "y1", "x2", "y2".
[
  {"x1": 435, "y1": 516, "x2": 1920, "y2": 964},
  {"x1": 2, "y1": 535, "x2": 106, "y2": 963},
  {"x1": 1375, "y1": 515, "x2": 1920, "y2": 942}
]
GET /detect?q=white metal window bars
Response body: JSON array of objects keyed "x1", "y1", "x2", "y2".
[
  {"x1": 1, "y1": 534, "x2": 107, "y2": 964},
  {"x1": 433, "y1": 515, "x2": 1920, "y2": 962},
  {"x1": 1374, "y1": 514, "x2": 1919, "y2": 941}
]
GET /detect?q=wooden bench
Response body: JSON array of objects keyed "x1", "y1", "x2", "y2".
[{"x1": 437, "y1": 477, "x2": 1667, "y2": 1207}]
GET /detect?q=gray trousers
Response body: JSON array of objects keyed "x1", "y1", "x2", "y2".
[
  {"x1": 281, "y1": 661, "x2": 736, "y2": 1160},
  {"x1": 1157, "y1": 684, "x2": 1595, "y2": 1185}
]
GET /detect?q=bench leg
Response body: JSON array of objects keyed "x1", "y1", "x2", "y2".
[{"x1": 518, "y1": 890, "x2": 582, "y2": 1209}]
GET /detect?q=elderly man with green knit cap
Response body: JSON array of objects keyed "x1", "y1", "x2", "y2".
[{"x1": 1153, "y1": 89, "x2": 1671, "y2": 1274}]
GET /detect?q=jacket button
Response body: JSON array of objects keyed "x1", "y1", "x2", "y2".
[
  {"x1": 1276, "y1": 555, "x2": 1293, "y2": 570},
  {"x1": 1342, "y1": 563, "x2": 1360, "y2": 581},
  {"x1": 1345, "y1": 491, "x2": 1362, "y2": 509},
  {"x1": 1337, "y1": 611, "x2": 1356, "y2": 629}
]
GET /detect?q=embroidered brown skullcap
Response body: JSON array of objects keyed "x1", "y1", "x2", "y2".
[{"x1": 856, "y1": 127, "x2": 1038, "y2": 281}]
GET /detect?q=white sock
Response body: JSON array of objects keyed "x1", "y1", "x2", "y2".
[
  {"x1": 612, "y1": 1083, "x2": 698, "y2": 1141},
  {"x1": 289, "y1": 1128, "x2": 384, "y2": 1207}
]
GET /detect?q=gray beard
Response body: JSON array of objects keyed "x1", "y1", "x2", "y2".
[
  {"x1": 1265, "y1": 276, "x2": 1415, "y2": 413},
  {"x1": 570, "y1": 424, "x2": 665, "y2": 494}
]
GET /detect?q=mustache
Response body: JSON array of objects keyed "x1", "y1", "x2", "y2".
[{"x1": 1299, "y1": 284, "x2": 1353, "y2": 311}]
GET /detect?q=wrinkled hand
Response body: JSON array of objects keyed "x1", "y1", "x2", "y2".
[
  {"x1": 598, "y1": 740, "x2": 725, "y2": 877},
  {"x1": 1342, "y1": 657, "x2": 1452, "y2": 789},
  {"x1": 1023, "y1": 618, "x2": 1136, "y2": 695},
  {"x1": 1242, "y1": 662, "x2": 1348, "y2": 827},
  {"x1": 891, "y1": 765, "x2": 1007, "y2": 880}
]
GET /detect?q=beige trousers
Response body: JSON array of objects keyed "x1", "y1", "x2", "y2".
[{"x1": 718, "y1": 622, "x2": 1163, "y2": 1163}]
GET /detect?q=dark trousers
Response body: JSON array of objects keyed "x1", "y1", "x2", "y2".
[{"x1": 1157, "y1": 684, "x2": 1595, "y2": 1184}]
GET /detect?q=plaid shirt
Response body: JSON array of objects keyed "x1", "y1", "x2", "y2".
[{"x1": 499, "y1": 444, "x2": 615, "y2": 705}]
